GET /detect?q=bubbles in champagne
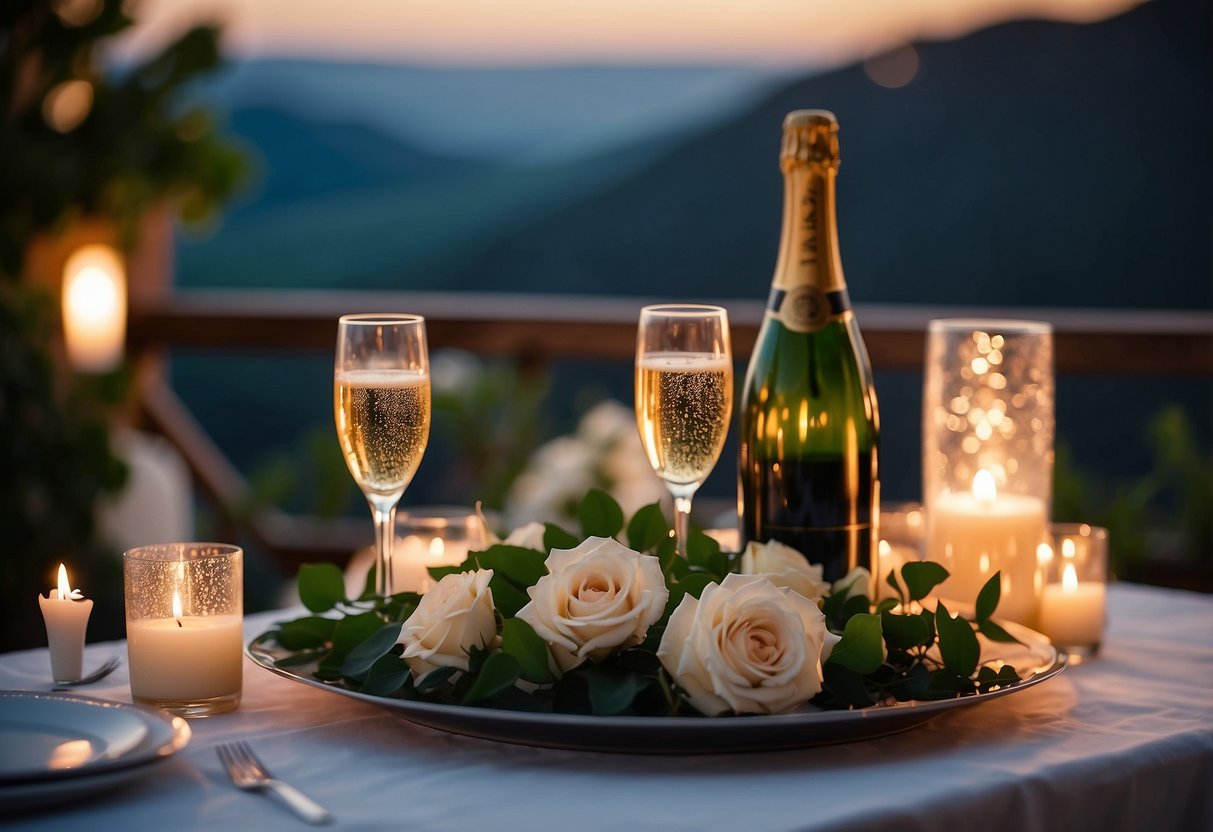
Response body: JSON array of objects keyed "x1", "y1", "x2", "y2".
[
  {"x1": 335, "y1": 369, "x2": 431, "y2": 496},
  {"x1": 636, "y1": 353, "x2": 733, "y2": 490}
]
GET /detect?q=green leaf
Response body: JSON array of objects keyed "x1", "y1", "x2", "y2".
[
  {"x1": 880, "y1": 610, "x2": 932, "y2": 650},
  {"x1": 975, "y1": 572, "x2": 1001, "y2": 623},
  {"x1": 841, "y1": 593, "x2": 872, "y2": 622},
  {"x1": 461, "y1": 653, "x2": 522, "y2": 704},
  {"x1": 874, "y1": 598, "x2": 898, "y2": 614},
  {"x1": 488, "y1": 577, "x2": 532, "y2": 619},
  {"x1": 579, "y1": 665, "x2": 650, "y2": 716},
  {"x1": 825, "y1": 613, "x2": 884, "y2": 674},
  {"x1": 686, "y1": 531, "x2": 727, "y2": 579},
  {"x1": 475, "y1": 546, "x2": 548, "y2": 589},
  {"x1": 340, "y1": 622, "x2": 403, "y2": 679},
  {"x1": 359, "y1": 654, "x2": 412, "y2": 696},
  {"x1": 427, "y1": 565, "x2": 464, "y2": 583},
  {"x1": 671, "y1": 571, "x2": 716, "y2": 602},
  {"x1": 976, "y1": 664, "x2": 1021, "y2": 692},
  {"x1": 626, "y1": 503, "x2": 671, "y2": 553},
  {"x1": 935, "y1": 601, "x2": 980, "y2": 678},
  {"x1": 579, "y1": 488, "x2": 625, "y2": 538},
  {"x1": 415, "y1": 666, "x2": 457, "y2": 692},
  {"x1": 885, "y1": 568, "x2": 905, "y2": 604},
  {"x1": 927, "y1": 669, "x2": 973, "y2": 699},
  {"x1": 900, "y1": 561, "x2": 950, "y2": 603},
  {"x1": 297, "y1": 563, "x2": 347, "y2": 612},
  {"x1": 273, "y1": 649, "x2": 327, "y2": 668},
  {"x1": 817, "y1": 662, "x2": 877, "y2": 708},
  {"x1": 978, "y1": 619, "x2": 1023, "y2": 644},
  {"x1": 543, "y1": 523, "x2": 580, "y2": 551},
  {"x1": 331, "y1": 612, "x2": 385, "y2": 660},
  {"x1": 274, "y1": 616, "x2": 337, "y2": 650},
  {"x1": 501, "y1": 618, "x2": 554, "y2": 684}
]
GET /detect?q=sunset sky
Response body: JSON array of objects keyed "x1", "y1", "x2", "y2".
[{"x1": 118, "y1": 0, "x2": 1142, "y2": 67}]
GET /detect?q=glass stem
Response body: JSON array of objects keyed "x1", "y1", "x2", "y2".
[
  {"x1": 673, "y1": 495, "x2": 693, "y2": 558},
  {"x1": 369, "y1": 496, "x2": 398, "y2": 597}
]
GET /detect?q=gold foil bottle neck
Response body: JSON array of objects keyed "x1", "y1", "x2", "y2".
[{"x1": 781, "y1": 109, "x2": 839, "y2": 169}]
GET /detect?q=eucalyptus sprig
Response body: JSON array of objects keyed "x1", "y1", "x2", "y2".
[{"x1": 267, "y1": 489, "x2": 1028, "y2": 718}]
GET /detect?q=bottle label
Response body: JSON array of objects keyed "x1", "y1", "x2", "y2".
[{"x1": 767, "y1": 287, "x2": 850, "y2": 333}]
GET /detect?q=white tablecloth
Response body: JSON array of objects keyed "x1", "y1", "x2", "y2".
[{"x1": 2, "y1": 583, "x2": 1211, "y2": 831}]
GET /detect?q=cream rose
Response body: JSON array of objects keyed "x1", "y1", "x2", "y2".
[
  {"x1": 740, "y1": 539, "x2": 830, "y2": 602},
  {"x1": 516, "y1": 536, "x2": 668, "y2": 675},
  {"x1": 398, "y1": 570, "x2": 498, "y2": 678},
  {"x1": 657, "y1": 573, "x2": 840, "y2": 716},
  {"x1": 503, "y1": 522, "x2": 547, "y2": 552},
  {"x1": 832, "y1": 566, "x2": 873, "y2": 601}
]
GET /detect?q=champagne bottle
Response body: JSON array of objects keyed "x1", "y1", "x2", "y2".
[{"x1": 738, "y1": 109, "x2": 880, "y2": 582}]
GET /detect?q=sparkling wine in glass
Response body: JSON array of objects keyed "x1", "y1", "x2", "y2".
[
  {"x1": 635, "y1": 304, "x2": 733, "y2": 557},
  {"x1": 334, "y1": 314, "x2": 430, "y2": 596}
]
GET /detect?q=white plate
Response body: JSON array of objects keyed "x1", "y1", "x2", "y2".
[
  {"x1": 0, "y1": 693, "x2": 149, "y2": 780},
  {"x1": 0, "y1": 692, "x2": 191, "y2": 814},
  {"x1": 247, "y1": 619, "x2": 1065, "y2": 754}
]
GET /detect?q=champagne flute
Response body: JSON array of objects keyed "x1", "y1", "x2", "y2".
[
  {"x1": 635, "y1": 304, "x2": 733, "y2": 557},
  {"x1": 334, "y1": 314, "x2": 431, "y2": 597}
]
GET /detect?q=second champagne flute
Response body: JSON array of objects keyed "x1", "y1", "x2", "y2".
[
  {"x1": 635, "y1": 304, "x2": 733, "y2": 557},
  {"x1": 334, "y1": 314, "x2": 431, "y2": 597}
]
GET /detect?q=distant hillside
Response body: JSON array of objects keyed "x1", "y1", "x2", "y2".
[{"x1": 447, "y1": 0, "x2": 1211, "y2": 310}]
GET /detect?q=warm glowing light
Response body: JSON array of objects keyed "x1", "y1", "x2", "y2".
[
  {"x1": 429, "y1": 537, "x2": 445, "y2": 558},
  {"x1": 972, "y1": 469, "x2": 997, "y2": 504},
  {"x1": 62, "y1": 244, "x2": 126, "y2": 372},
  {"x1": 879, "y1": 539, "x2": 893, "y2": 558},
  {"x1": 863, "y1": 44, "x2": 920, "y2": 89},
  {"x1": 53, "y1": 0, "x2": 103, "y2": 27},
  {"x1": 1062, "y1": 538, "x2": 1076, "y2": 559},
  {"x1": 970, "y1": 357, "x2": 990, "y2": 375},
  {"x1": 1062, "y1": 562, "x2": 1079, "y2": 593},
  {"x1": 48, "y1": 739, "x2": 95, "y2": 770},
  {"x1": 42, "y1": 79, "x2": 93, "y2": 133},
  {"x1": 171, "y1": 589, "x2": 184, "y2": 620},
  {"x1": 57, "y1": 564, "x2": 74, "y2": 600},
  {"x1": 1037, "y1": 543, "x2": 1054, "y2": 565}
]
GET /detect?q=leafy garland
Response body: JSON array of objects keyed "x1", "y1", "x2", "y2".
[{"x1": 268, "y1": 489, "x2": 1024, "y2": 717}]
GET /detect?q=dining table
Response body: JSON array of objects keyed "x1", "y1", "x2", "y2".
[{"x1": 2, "y1": 581, "x2": 1211, "y2": 831}]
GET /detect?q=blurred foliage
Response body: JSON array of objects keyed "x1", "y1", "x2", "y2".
[
  {"x1": 0, "y1": 283, "x2": 129, "y2": 651},
  {"x1": 1055, "y1": 405, "x2": 1213, "y2": 579},
  {"x1": 0, "y1": 1, "x2": 246, "y2": 648},
  {"x1": 0, "y1": 0, "x2": 248, "y2": 278}
]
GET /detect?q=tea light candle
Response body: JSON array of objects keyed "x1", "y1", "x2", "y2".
[
  {"x1": 127, "y1": 589, "x2": 243, "y2": 702},
  {"x1": 394, "y1": 535, "x2": 471, "y2": 593},
  {"x1": 124, "y1": 543, "x2": 243, "y2": 717},
  {"x1": 928, "y1": 469, "x2": 1046, "y2": 626},
  {"x1": 38, "y1": 564, "x2": 93, "y2": 682},
  {"x1": 1039, "y1": 562, "x2": 1105, "y2": 648}
]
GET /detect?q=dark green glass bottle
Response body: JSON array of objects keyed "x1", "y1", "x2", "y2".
[{"x1": 738, "y1": 110, "x2": 880, "y2": 582}]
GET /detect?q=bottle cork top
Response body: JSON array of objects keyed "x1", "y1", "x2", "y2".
[{"x1": 781, "y1": 109, "x2": 839, "y2": 168}]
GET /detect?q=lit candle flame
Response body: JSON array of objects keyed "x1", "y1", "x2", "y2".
[
  {"x1": 1062, "y1": 562, "x2": 1079, "y2": 593},
  {"x1": 429, "y1": 538, "x2": 445, "y2": 558},
  {"x1": 172, "y1": 589, "x2": 183, "y2": 627},
  {"x1": 972, "y1": 469, "x2": 997, "y2": 505},
  {"x1": 56, "y1": 564, "x2": 83, "y2": 601},
  {"x1": 1062, "y1": 538, "x2": 1076, "y2": 559}
]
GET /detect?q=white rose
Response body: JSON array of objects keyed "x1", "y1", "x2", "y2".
[
  {"x1": 399, "y1": 570, "x2": 498, "y2": 678},
  {"x1": 740, "y1": 540, "x2": 830, "y2": 602},
  {"x1": 832, "y1": 566, "x2": 873, "y2": 601},
  {"x1": 503, "y1": 521, "x2": 547, "y2": 552},
  {"x1": 516, "y1": 536, "x2": 668, "y2": 676},
  {"x1": 657, "y1": 573, "x2": 840, "y2": 716}
]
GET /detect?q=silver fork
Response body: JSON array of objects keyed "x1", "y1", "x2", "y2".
[
  {"x1": 51, "y1": 655, "x2": 122, "y2": 690},
  {"x1": 216, "y1": 740, "x2": 333, "y2": 825}
]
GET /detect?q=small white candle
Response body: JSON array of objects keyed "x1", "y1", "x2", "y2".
[
  {"x1": 928, "y1": 470, "x2": 1046, "y2": 626},
  {"x1": 127, "y1": 589, "x2": 243, "y2": 701},
  {"x1": 1039, "y1": 561, "x2": 1106, "y2": 647},
  {"x1": 61, "y1": 244, "x2": 126, "y2": 373},
  {"x1": 38, "y1": 564, "x2": 94, "y2": 682}
]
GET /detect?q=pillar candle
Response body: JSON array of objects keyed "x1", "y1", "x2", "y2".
[{"x1": 38, "y1": 564, "x2": 94, "y2": 682}]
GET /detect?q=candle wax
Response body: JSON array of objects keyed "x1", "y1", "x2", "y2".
[
  {"x1": 1039, "y1": 582, "x2": 1105, "y2": 647},
  {"x1": 38, "y1": 590, "x2": 94, "y2": 682},
  {"x1": 928, "y1": 491, "x2": 1046, "y2": 627},
  {"x1": 127, "y1": 615, "x2": 243, "y2": 700}
]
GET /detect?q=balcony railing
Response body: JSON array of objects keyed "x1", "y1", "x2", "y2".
[{"x1": 126, "y1": 289, "x2": 1213, "y2": 571}]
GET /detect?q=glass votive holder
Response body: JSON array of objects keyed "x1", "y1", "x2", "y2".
[
  {"x1": 345, "y1": 507, "x2": 486, "y2": 595},
  {"x1": 876, "y1": 502, "x2": 925, "y2": 600},
  {"x1": 124, "y1": 543, "x2": 243, "y2": 717},
  {"x1": 923, "y1": 319, "x2": 1054, "y2": 627},
  {"x1": 1037, "y1": 524, "x2": 1108, "y2": 661}
]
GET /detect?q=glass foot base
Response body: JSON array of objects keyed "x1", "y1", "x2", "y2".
[
  {"x1": 134, "y1": 690, "x2": 241, "y2": 717},
  {"x1": 1058, "y1": 643, "x2": 1101, "y2": 665}
]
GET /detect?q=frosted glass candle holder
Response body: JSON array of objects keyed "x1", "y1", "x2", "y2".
[
  {"x1": 876, "y1": 502, "x2": 925, "y2": 601},
  {"x1": 1038, "y1": 524, "x2": 1108, "y2": 660},
  {"x1": 923, "y1": 319, "x2": 1054, "y2": 627},
  {"x1": 124, "y1": 543, "x2": 243, "y2": 717},
  {"x1": 345, "y1": 507, "x2": 487, "y2": 596}
]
